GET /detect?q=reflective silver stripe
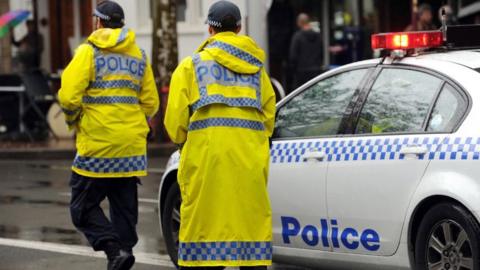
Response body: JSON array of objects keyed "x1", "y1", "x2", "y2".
[
  {"x1": 188, "y1": 118, "x2": 265, "y2": 131},
  {"x1": 117, "y1": 27, "x2": 128, "y2": 44},
  {"x1": 195, "y1": 60, "x2": 260, "y2": 89},
  {"x1": 206, "y1": 41, "x2": 263, "y2": 67},
  {"x1": 191, "y1": 54, "x2": 262, "y2": 112},
  {"x1": 94, "y1": 53, "x2": 146, "y2": 80}
]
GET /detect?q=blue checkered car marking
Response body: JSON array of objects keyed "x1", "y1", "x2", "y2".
[
  {"x1": 206, "y1": 41, "x2": 263, "y2": 67},
  {"x1": 82, "y1": 96, "x2": 139, "y2": 104},
  {"x1": 270, "y1": 136, "x2": 480, "y2": 164},
  {"x1": 189, "y1": 118, "x2": 265, "y2": 131},
  {"x1": 89, "y1": 80, "x2": 141, "y2": 92},
  {"x1": 179, "y1": 241, "x2": 272, "y2": 262},
  {"x1": 73, "y1": 155, "x2": 147, "y2": 173}
]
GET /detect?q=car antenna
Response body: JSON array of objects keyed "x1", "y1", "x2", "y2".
[{"x1": 440, "y1": 7, "x2": 447, "y2": 42}]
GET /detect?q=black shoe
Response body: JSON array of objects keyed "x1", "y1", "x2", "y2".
[{"x1": 107, "y1": 252, "x2": 135, "y2": 270}]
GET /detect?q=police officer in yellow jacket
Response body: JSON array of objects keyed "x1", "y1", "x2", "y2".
[
  {"x1": 164, "y1": 1, "x2": 276, "y2": 269},
  {"x1": 58, "y1": 1, "x2": 159, "y2": 269}
]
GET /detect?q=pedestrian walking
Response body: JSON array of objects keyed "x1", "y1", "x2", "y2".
[
  {"x1": 164, "y1": 1, "x2": 276, "y2": 269},
  {"x1": 405, "y1": 3, "x2": 437, "y2": 31},
  {"x1": 58, "y1": 1, "x2": 159, "y2": 269},
  {"x1": 289, "y1": 13, "x2": 323, "y2": 90}
]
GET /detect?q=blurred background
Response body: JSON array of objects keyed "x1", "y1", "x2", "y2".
[{"x1": 0, "y1": 0, "x2": 478, "y2": 147}]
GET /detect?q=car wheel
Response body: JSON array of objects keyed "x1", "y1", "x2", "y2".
[
  {"x1": 162, "y1": 182, "x2": 181, "y2": 266},
  {"x1": 414, "y1": 202, "x2": 480, "y2": 270}
]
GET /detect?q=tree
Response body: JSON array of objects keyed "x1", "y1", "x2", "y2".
[{"x1": 151, "y1": 0, "x2": 178, "y2": 141}]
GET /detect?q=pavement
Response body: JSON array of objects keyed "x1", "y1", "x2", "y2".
[{"x1": 0, "y1": 139, "x2": 177, "y2": 159}]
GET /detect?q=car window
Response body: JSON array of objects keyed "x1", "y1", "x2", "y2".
[
  {"x1": 427, "y1": 83, "x2": 467, "y2": 132},
  {"x1": 355, "y1": 68, "x2": 442, "y2": 134},
  {"x1": 274, "y1": 69, "x2": 367, "y2": 139}
]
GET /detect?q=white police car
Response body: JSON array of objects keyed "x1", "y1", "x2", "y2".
[{"x1": 158, "y1": 26, "x2": 480, "y2": 270}]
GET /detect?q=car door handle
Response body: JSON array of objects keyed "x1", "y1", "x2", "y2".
[
  {"x1": 400, "y1": 145, "x2": 428, "y2": 156},
  {"x1": 302, "y1": 150, "x2": 326, "y2": 162}
]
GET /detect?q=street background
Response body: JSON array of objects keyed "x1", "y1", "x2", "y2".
[{"x1": 1, "y1": 0, "x2": 480, "y2": 269}]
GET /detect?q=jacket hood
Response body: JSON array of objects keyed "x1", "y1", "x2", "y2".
[
  {"x1": 196, "y1": 32, "x2": 265, "y2": 74},
  {"x1": 87, "y1": 27, "x2": 135, "y2": 52}
]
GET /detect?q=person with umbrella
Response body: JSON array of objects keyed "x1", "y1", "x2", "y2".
[{"x1": 10, "y1": 19, "x2": 43, "y2": 71}]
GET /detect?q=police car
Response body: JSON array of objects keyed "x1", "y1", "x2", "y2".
[{"x1": 158, "y1": 25, "x2": 480, "y2": 270}]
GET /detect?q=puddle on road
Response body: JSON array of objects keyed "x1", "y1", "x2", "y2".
[
  {"x1": 0, "y1": 224, "x2": 86, "y2": 245},
  {"x1": 14, "y1": 180, "x2": 52, "y2": 190},
  {"x1": 0, "y1": 195, "x2": 69, "y2": 207}
]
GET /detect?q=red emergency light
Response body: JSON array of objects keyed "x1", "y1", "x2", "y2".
[{"x1": 371, "y1": 31, "x2": 443, "y2": 50}]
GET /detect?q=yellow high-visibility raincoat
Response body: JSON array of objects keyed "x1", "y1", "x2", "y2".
[
  {"x1": 58, "y1": 27, "x2": 159, "y2": 178},
  {"x1": 164, "y1": 32, "x2": 276, "y2": 267}
]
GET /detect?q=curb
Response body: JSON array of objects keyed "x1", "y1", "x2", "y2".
[{"x1": 0, "y1": 144, "x2": 177, "y2": 160}]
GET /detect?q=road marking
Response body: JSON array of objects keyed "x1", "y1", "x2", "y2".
[
  {"x1": 58, "y1": 192, "x2": 158, "y2": 204},
  {"x1": 0, "y1": 237, "x2": 174, "y2": 267}
]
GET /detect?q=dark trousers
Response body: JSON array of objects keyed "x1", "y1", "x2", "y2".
[{"x1": 69, "y1": 171, "x2": 139, "y2": 252}]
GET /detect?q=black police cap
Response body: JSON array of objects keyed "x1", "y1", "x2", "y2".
[
  {"x1": 206, "y1": 1, "x2": 241, "y2": 29},
  {"x1": 93, "y1": 0, "x2": 125, "y2": 25}
]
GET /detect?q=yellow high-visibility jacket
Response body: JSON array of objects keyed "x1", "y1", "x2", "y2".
[
  {"x1": 164, "y1": 32, "x2": 276, "y2": 267},
  {"x1": 58, "y1": 27, "x2": 159, "y2": 178}
]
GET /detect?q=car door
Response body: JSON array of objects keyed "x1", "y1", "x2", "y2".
[
  {"x1": 326, "y1": 67, "x2": 446, "y2": 256},
  {"x1": 269, "y1": 68, "x2": 370, "y2": 251}
]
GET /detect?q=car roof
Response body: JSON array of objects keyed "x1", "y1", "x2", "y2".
[
  {"x1": 345, "y1": 49, "x2": 480, "y2": 71},
  {"x1": 413, "y1": 49, "x2": 480, "y2": 69}
]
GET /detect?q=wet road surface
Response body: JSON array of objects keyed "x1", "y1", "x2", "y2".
[
  {"x1": 0, "y1": 158, "x2": 309, "y2": 270},
  {"x1": 0, "y1": 158, "x2": 172, "y2": 269}
]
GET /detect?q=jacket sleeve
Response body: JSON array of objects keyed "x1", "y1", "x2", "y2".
[
  {"x1": 164, "y1": 57, "x2": 192, "y2": 145},
  {"x1": 58, "y1": 44, "x2": 93, "y2": 130},
  {"x1": 260, "y1": 68, "x2": 276, "y2": 138},
  {"x1": 139, "y1": 58, "x2": 160, "y2": 117}
]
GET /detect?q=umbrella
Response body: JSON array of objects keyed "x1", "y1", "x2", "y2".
[{"x1": 0, "y1": 10, "x2": 31, "y2": 38}]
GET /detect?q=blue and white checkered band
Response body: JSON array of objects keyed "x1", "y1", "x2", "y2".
[
  {"x1": 189, "y1": 117, "x2": 265, "y2": 131},
  {"x1": 270, "y1": 136, "x2": 480, "y2": 164},
  {"x1": 94, "y1": 52, "x2": 146, "y2": 80},
  {"x1": 191, "y1": 96, "x2": 261, "y2": 112},
  {"x1": 89, "y1": 80, "x2": 141, "y2": 92},
  {"x1": 206, "y1": 41, "x2": 263, "y2": 68},
  {"x1": 73, "y1": 155, "x2": 147, "y2": 173},
  {"x1": 82, "y1": 96, "x2": 139, "y2": 104},
  {"x1": 178, "y1": 241, "x2": 272, "y2": 262},
  {"x1": 206, "y1": 19, "x2": 222, "y2": 28},
  {"x1": 93, "y1": 9, "x2": 110, "y2": 20},
  {"x1": 191, "y1": 54, "x2": 262, "y2": 112}
]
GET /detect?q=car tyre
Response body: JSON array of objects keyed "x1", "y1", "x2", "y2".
[
  {"x1": 162, "y1": 182, "x2": 181, "y2": 267},
  {"x1": 414, "y1": 202, "x2": 480, "y2": 270}
]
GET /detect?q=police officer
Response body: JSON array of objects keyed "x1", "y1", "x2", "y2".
[
  {"x1": 165, "y1": 1, "x2": 276, "y2": 269},
  {"x1": 58, "y1": 1, "x2": 159, "y2": 269}
]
